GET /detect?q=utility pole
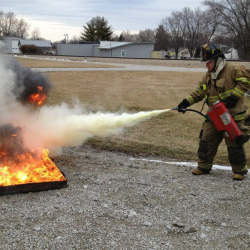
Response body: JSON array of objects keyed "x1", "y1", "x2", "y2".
[
  {"x1": 64, "y1": 34, "x2": 68, "y2": 43},
  {"x1": 110, "y1": 40, "x2": 112, "y2": 57}
]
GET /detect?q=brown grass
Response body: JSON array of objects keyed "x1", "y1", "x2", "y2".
[
  {"x1": 15, "y1": 57, "x2": 118, "y2": 68},
  {"x1": 17, "y1": 57, "x2": 250, "y2": 165}
]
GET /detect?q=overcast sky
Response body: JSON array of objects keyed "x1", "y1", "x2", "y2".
[{"x1": 1, "y1": 0, "x2": 204, "y2": 42}]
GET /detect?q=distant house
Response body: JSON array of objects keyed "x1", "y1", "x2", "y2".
[
  {"x1": 0, "y1": 37, "x2": 52, "y2": 54},
  {"x1": 57, "y1": 41, "x2": 155, "y2": 58},
  {"x1": 179, "y1": 48, "x2": 191, "y2": 59},
  {"x1": 1, "y1": 37, "x2": 21, "y2": 53},
  {"x1": 166, "y1": 45, "x2": 239, "y2": 60},
  {"x1": 166, "y1": 47, "x2": 191, "y2": 59},
  {"x1": 221, "y1": 45, "x2": 239, "y2": 60},
  {"x1": 18, "y1": 39, "x2": 52, "y2": 54},
  {"x1": 151, "y1": 50, "x2": 166, "y2": 59}
]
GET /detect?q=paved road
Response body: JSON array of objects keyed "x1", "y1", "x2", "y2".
[
  {"x1": 17, "y1": 55, "x2": 206, "y2": 72},
  {"x1": 33, "y1": 61, "x2": 207, "y2": 73}
]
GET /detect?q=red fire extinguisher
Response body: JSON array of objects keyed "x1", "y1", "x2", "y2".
[
  {"x1": 207, "y1": 101, "x2": 242, "y2": 139},
  {"x1": 173, "y1": 101, "x2": 249, "y2": 144}
]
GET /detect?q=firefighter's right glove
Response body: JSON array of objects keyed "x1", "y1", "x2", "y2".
[
  {"x1": 225, "y1": 94, "x2": 239, "y2": 108},
  {"x1": 177, "y1": 99, "x2": 190, "y2": 113},
  {"x1": 244, "y1": 113, "x2": 250, "y2": 126}
]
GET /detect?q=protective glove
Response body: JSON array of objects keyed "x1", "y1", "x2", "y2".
[
  {"x1": 224, "y1": 94, "x2": 239, "y2": 108},
  {"x1": 177, "y1": 99, "x2": 190, "y2": 113},
  {"x1": 244, "y1": 113, "x2": 250, "y2": 126}
]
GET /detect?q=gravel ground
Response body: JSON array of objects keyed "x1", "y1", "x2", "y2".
[
  {"x1": 1, "y1": 55, "x2": 250, "y2": 250},
  {"x1": 1, "y1": 145, "x2": 250, "y2": 250}
]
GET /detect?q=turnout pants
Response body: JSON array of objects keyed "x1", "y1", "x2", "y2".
[{"x1": 197, "y1": 120, "x2": 249, "y2": 174}]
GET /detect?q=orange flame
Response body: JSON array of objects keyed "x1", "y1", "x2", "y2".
[
  {"x1": 28, "y1": 86, "x2": 47, "y2": 106},
  {"x1": 0, "y1": 149, "x2": 66, "y2": 187}
]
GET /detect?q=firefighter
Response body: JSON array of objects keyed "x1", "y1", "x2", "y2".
[{"x1": 177, "y1": 43, "x2": 250, "y2": 180}]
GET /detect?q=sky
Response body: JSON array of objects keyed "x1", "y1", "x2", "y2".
[{"x1": 1, "y1": 0, "x2": 204, "y2": 42}]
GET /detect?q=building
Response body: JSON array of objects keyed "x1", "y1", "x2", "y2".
[
  {"x1": 166, "y1": 48, "x2": 191, "y2": 59},
  {"x1": 221, "y1": 45, "x2": 239, "y2": 60},
  {"x1": 57, "y1": 41, "x2": 155, "y2": 58},
  {"x1": 1, "y1": 37, "x2": 21, "y2": 53},
  {"x1": 1, "y1": 37, "x2": 52, "y2": 54},
  {"x1": 18, "y1": 39, "x2": 52, "y2": 54},
  {"x1": 150, "y1": 50, "x2": 166, "y2": 59},
  {"x1": 166, "y1": 45, "x2": 239, "y2": 60}
]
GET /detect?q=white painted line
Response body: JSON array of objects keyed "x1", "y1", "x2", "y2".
[{"x1": 130, "y1": 158, "x2": 231, "y2": 171}]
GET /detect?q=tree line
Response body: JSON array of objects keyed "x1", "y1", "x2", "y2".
[
  {"x1": 0, "y1": 11, "x2": 45, "y2": 40},
  {"x1": 0, "y1": 0, "x2": 250, "y2": 59},
  {"x1": 80, "y1": 0, "x2": 250, "y2": 60},
  {"x1": 0, "y1": 11, "x2": 29, "y2": 39}
]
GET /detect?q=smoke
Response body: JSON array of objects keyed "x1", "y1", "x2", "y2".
[
  {"x1": 3, "y1": 56, "x2": 51, "y2": 104},
  {"x1": 0, "y1": 42, "x2": 7, "y2": 54},
  {"x1": 0, "y1": 124, "x2": 25, "y2": 161},
  {"x1": 20, "y1": 105, "x2": 169, "y2": 156},
  {"x1": 0, "y1": 55, "x2": 170, "y2": 157}
]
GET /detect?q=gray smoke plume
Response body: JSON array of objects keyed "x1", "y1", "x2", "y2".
[
  {"x1": 0, "y1": 124, "x2": 27, "y2": 162},
  {"x1": 4, "y1": 56, "x2": 52, "y2": 104}
]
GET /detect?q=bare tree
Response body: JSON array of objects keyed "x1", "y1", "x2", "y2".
[
  {"x1": 180, "y1": 7, "x2": 202, "y2": 57},
  {"x1": 211, "y1": 34, "x2": 232, "y2": 46},
  {"x1": 161, "y1": 11, "x2": 185, "y2": 58},
  {"x1": 120, "y1": 30, "x2": 139, "y2": 42},
  {"x1": 0, "y1": 11, "x2": 16, "y2": 36},
  {"x1": 138, "y1": 29, "x2": 155, "y2": 42},
  {"x1": 201, "y1": 10, "x2": 221, "y2": 43},
  {"x1": 180, "y1": 7, "x2": 220, "y2": 57},
  {"x1": 14, "y1": 18, "x2": 29, "y2": 38},
  {"x1": 68, "y1": 35, "x2": 80, "y2": 44},
  {"x1": 204, "y1": 0, "x2": 250, "y2": 59},
  {"x1": 111, "y1": 34, "x2": 119, "y2": 41},
  {"x1": 0, "y1": 11, "x2": 29, "y2": 38},
  {"x1": 30, "y1": 28, "x2": 41, "y2": 40}
]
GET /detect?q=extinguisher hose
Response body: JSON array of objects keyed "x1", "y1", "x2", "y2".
[
  {"x1": 185, "y1": 108, "x2": 208, "y2": 119},
  {"x1": 172, "y1": 107, "x2": 208, "y2": 119}
]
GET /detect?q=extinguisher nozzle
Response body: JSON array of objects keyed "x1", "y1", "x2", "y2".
[{"x1": 171, "y1": 107, "x2": 178, "y2": 111}]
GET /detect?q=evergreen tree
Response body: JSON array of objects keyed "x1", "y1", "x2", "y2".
[
  {"x1": 80, "y1": 16, "x2": 113, "y2": 42},
  {"x1": 118, "y1": 34, "x2": 124, "y2": 41},
  {"x1": 154, "y1": 25, "x2": 169, "y2": 51}
]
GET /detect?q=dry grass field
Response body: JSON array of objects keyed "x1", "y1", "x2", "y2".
[
  {"x1": 17, "y1": 56, "x2": 250, "y2": 165},
  {"x1": 16, "y1": 56, "x2": 118, "y2": 68}
]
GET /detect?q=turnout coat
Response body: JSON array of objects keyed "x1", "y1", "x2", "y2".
[{"x1": 185, "y1": 62, "x2": 250, "y2": 122}]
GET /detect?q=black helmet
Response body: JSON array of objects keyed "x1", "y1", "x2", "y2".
[{"x1": 201, "y1": 43, "x2": 225, "y2": 62}]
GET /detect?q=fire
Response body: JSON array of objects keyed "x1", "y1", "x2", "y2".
[
  {"x1": 28, "y1": 86, "x2": 47, "y2": 106},
  {"x1": 0, "y1": 149, "x2": 66, "y2": 187}
]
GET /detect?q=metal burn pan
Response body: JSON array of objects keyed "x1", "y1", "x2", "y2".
[{"x1": 0, "y1": 173, "x2": 68, "y2": 195}]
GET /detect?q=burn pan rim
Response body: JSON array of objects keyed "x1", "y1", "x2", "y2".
[{"x1": 0, "y1": 173, "x2": 68, "y2": 196}]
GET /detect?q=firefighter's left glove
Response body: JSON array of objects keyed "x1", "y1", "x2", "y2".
[
  {"x1": 225, "y1": 94, "x2": 239, "y2": 108},
  {"x1": 177, "y1": 99, "x2": 190, "y2": 113}
]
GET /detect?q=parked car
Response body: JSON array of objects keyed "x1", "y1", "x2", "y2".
[
  {"x1": 49, "y1": 51, "x2": 56, "y2": 55},
  {"x1": 43, "y1": 50, "x2": 56, "y2": 55}
]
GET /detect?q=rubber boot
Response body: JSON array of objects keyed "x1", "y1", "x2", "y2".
[
  {"x1": 233, "y1": 174, "x2": 244, "y2": 181},
  {"x1": 192, "y1": 167, "x2": 210, "y2": 175}
]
